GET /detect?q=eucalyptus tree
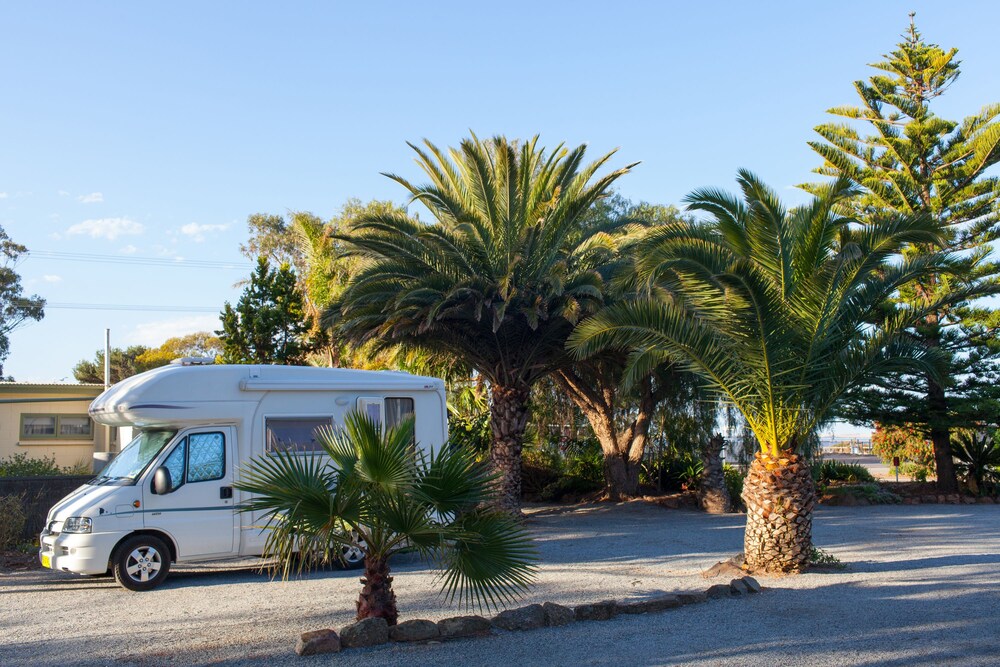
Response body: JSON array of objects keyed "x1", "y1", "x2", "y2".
[
  {"x1": 807, "y1": 17, "x2": 1000, "y2": 492},
  {"x1": 330, "y1": 134, "x2": 634, "y2": 513},
  {"x1": 570, "y1": 172, "x2": 951, "y2": 572},
  {"x1": 0, "y1": 226, "x2": 44, "y2": 377},
  {"x1": 553, "y1": 198, "x2": 728, "y2": 501},
  {"x1": 236, "y1": 413, "x2": 537, "y2": 625}
]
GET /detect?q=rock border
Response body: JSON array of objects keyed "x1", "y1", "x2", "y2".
[{"x1": 294, "y1": 576, "x2": 764, "y2": 656}]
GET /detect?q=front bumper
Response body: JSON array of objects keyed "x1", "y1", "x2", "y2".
[{"x1": 38, "y1": 529, "x2": 123, "y2": 575}]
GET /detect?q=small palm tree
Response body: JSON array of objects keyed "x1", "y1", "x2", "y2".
[
  {"x1": 234, "y1": 412, "x2": 537, "y2": 625},
  {"x1": 570, "y1": 171, "x2": 953, "y2": 572},
  {"x1": 952, "y1": 431, "x2": 1000, "y2": 496}
]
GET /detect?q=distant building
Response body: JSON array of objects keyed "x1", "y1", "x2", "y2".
[{"x1": 0, "y1": 383, "x2": 115, "y2": 470}]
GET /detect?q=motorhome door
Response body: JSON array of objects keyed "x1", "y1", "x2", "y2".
[{"x1": 142, "y1": 427, "x2": 237, "y2": 558}]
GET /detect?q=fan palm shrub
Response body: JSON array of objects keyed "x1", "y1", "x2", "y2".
[
  {"x1": 570, "y1": 171, "x2": 954, "y2": 572},
  {"x1": 329, "y1": 134, "x2": 634, "y2": 512},
  {"x1": 234, "y1": 412, "x2": 537, "y2": 625},
  {"x1": 952, "y1": 430, "x2": 1000, "y2": 495}
]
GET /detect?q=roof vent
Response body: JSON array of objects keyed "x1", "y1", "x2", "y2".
[{"x1": 169, "y1": 357, "x2": 217, "y2": 366}]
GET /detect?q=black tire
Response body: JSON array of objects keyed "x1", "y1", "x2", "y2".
[{"x1": 112, "y1": 535, "x2": 172, "y2": 591}]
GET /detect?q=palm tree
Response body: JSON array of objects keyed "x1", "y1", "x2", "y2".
[
  {"x1": 235, "y1": 412, "x2": 537, "y2": 625},
  {"x1": 329, "y1": 134, "x2": 635, "y2": 513},
  {"x1": 570, "y1": 171, "x2": 953, "y2": 572}
]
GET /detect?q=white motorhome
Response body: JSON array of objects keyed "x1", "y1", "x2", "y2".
[{"x1": 38, "y1": 361, "x2": 448, "y2": 591}]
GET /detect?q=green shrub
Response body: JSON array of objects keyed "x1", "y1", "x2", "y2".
[
  {"x1": 448, "y1": 412, "x2": 491, "y2": 458},
  {"x1": 952, "y1": 430, "x2": 1000, "y2": 496},
  {"x1": 561, "y1": 437, "x2": 603, "y2": 486},
  {"x1": 0, "y1": 495, "x2": 26, "y2": 549},
  {"x1": 642, "y1": 451, "x2": 704, "y2": 492},
  {"x1": 0, "y1": 453, "x2": 63, "y2": 477},
  {"x1": 521, "y1": 446, "x2": 563, "y2": 498},
  {"x1": 812, "y1": 459, "x2": 875, "y2": 484},
  {"x1": 824, "y1": 483, "x2": 901, "y2": 504},
  {"x1": 723, "y1": 464, "x2": 746, "y2": 510},
  {"x1": 538, "y1": 474, "x2": 602, "y2": 502},
  {"x1": 900, "y1": 462, "x2": 930, "y2": 482}
]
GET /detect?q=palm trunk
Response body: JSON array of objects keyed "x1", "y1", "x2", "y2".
[
  {"x1": 356, "y1": 556, "x2": 398, "y2": 625},
  {"x1": 699, "y1": 434, "x2": 732, "y2": 513},
  {"x1": 742, "y1": 452, "x2": 815, "y2": 573},
  {"x1": 490, "y1": 383, "x2": 531, "y2": 514}
]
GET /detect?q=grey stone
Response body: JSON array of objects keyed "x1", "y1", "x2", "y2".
[
  {"x1": 437, "y1": 615, "x2": 492, "y2": 639},
  {"x1": 492, "y1": 604, "x2": 546, "y2": 631},
  {"x1": 339, "y1": 617, "x2": 389, "y2": 648},
  {"x1": 701, "y1": 560, "x2": 745, "y2": 579},
  {"x1": 295, "y1": 628, "x2": 341, "y2": 656},
  {"x1": 706, "y1": 584, "x2": 733, "y2": 599},
  {"x1": 541, "y1": 601, "x2": 575, "y2": 627},
  {"x1": 678, "y1": 591, "x2": 708, "y2": 605},
  {"x1": 729, "y1": 579, "x2": 749, "y2": 596},
  {"x1": 389, "y1": 619, "x2": 439, "y2": 642},
  {"x1": 742, "y1": 576, "x2": 762, "y2": 594},
  {"x1": 619, "y1": 594, "x2": 682, "y2": 614},
  {"x1": 573, "y1": 600, "x2": 617, "y2": 621}
]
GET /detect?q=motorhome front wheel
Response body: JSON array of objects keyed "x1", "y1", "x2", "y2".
[{"x1": 112, "y1": 535, "x2": 172, "y2": 591}]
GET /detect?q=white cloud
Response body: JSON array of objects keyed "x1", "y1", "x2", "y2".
[
  {"x1": 58, "y1": 190, "x2": 70, "y2": 197},
  {"x1": 67, "y1": 217, "x2": 144, "y2": 240},
  {"x1": 42, "y1": 275, "x2": 62, "y2": 283},
  {"x1": 179, "y1": 222, "x2": 230, "y2": 242},
  {"x1": 119, "y1": 244, "x2": 138, "y2": 254},
  {"x1": 78, "y1": 192, "x2": 104, "y2": 204},
  {"x1": 0, "y1": 192, "x2": 8, "y2": 199},
  {"x1": 124, "y1": 315, "x2": 221, "y2": 347}
]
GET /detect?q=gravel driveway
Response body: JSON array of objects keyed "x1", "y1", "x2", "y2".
[{"x1": 3, "y1": 503, "x2": 998, "y2": 666}]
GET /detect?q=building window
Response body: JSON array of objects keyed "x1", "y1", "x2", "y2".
[
  {"x1": 21, "y1": 414, "x2": 94, "y2": 441},
  {"x1": 265, "y1": 417, "x2": 333, "y2": 455}
]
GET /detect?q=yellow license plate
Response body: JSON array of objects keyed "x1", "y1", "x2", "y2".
[{"x1": 41, "y1": 554, "x2": 51, "y2": 568}]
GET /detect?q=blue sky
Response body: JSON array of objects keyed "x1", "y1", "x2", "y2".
[{"x1": 1, "y1": 2, "x2": 998, "y2": 436}]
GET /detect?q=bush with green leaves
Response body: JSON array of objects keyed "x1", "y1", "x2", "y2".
[
  {"x1": 812, "y1": 460, "x2": 876, "y2": 485},
  {"x1": 235, "y1": 412, "x2": 537, "y2": 625},
  {"x1": 723, "y1": 464, "x2": 746, "y2": 511},
  {"x1": 824, "y1": 483, "x2": 901, "y2": 505},
  {"x1": 0, "y1": 453, "x2": 64, "y2": 477},
  {"x1": 952, "y1": 430, "x2": 1000, "y2": 496},
  {"x1": 642, "y1": 450, "x2": 704, "y2": 493},
  {"x1": 447, "y1": 411, "x2": 491, "y2": 458},
  {"x1": 0, "y1": 494, "x2": 26, "y2": 549}
]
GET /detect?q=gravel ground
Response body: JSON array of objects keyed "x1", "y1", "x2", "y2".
[{"x1": 2, "y1": 503, "x2": 998, "y2": 666}]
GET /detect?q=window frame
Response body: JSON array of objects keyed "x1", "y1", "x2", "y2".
[
  {"x1": 20, "y1": 413, "x2": 95, "y2": 441},
  {"x1": 156, "y1": 430, "x2": 227, "y2": 493},
  {"x1": 264, "y1": 415, "x2": 334, "y2": 456}
]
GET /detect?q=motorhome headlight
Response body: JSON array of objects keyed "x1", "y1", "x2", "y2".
[{"x1": 62, "y1": 517, "x2": 92, "y2": 534}]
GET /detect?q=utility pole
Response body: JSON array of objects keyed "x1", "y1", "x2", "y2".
[{"x1": 103, "y1": 329, "x2": 112, "y2": 457}]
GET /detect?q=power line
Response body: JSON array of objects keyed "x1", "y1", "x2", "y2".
[
  {"x1": 15, "y1": 300, "x2": 220, "y2": 313},
  {"x1": 25, "y1": 250, "x2": 252, "y2": 270}
]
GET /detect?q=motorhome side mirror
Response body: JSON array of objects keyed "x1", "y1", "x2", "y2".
[{"x1": 152, "y1": 467, "x2": 173, "y2": 495}]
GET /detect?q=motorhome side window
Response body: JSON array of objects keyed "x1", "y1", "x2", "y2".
[
  {"x1": 161, "y1": 432, "x2": 225, "y2": 491},
  {"x1": 385, "y1": 398, "x2": 415, "y2": 431},
  {"x1": 266, "y1": 417, "x2": 332, "y2": 454},
  {"x1": 357, "y1": 397, "x2": 415, "y2": 431}
]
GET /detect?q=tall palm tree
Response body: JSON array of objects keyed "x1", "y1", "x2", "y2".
[
  {"x1": 328, "y1": 134, "x2": 635, "y2": 513},
  {"x1": 235, "y1": 412, "x2": 537, "y2": 625},
  {"x1": 570, "y1": 171, "x2": 954, "y2": 572}
]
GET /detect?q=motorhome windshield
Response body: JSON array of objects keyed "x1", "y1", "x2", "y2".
[{"x1": 89, "y1": 430, "x2": 177, "y2": 485}]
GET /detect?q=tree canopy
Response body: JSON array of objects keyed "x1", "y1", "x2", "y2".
[
  {"x1": 218, "y1": 257, "x2": 311, "y2": 365},
  {"x1": 0, "y1": 226, "x2": 44, "y2": 378},
  {"x1": 807, "y1": 16, "x2": 1000, "y2": 491}
]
